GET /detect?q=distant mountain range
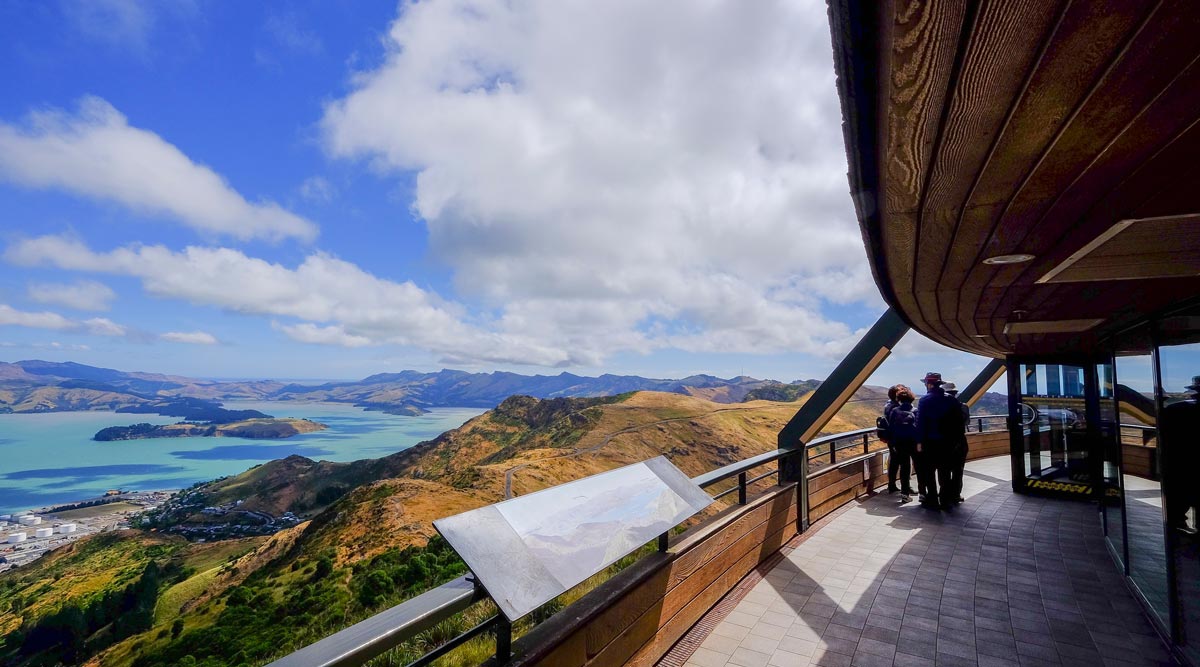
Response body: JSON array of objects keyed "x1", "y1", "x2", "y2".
[
  {"x1": 0, "y1": 360, "x2": 796, "y2": 415},
  {"x1": 0, "y1": 359, "x2": 1008, "y2": 417}
]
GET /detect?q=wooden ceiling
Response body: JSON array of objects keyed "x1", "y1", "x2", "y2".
[{"x1": 829, "y1": 0, "x2": 1200, "y2": 358}]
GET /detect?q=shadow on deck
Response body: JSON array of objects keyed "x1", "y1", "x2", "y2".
[{"x1": 668, "y1": 456, "x2": 1172, "y2": 667}]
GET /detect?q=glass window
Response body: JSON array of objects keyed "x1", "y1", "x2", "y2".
[
  {"x1": 1155, "y1": 311, "x2": 1200, "y2": 664},
  {"x1": 1098, "y1": 359, "x2": 1126, "y2": 570},
  {"x1": 1114, "y1": 333, "x2": 1169, "y2": 625}
]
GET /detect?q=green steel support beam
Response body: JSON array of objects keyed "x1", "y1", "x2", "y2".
[
  {"x1": 960, "y1": 358, "x2": 1005, "y2": 407},
  {"x1": 778, "y1": 308, "x2": 909, "y2": 454}
]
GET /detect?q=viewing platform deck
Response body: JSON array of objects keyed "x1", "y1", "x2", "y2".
[{"x1": 673, "y1": 457, "x2": 1171, "y2": 667}]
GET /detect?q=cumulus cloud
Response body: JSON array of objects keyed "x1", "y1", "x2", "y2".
[
  {"x1": 6, "y1": 235, "x2": 575, "y2": 365},
  {"x1": 0, "y1": 303, "x2": 126, "y2": 337},
  {"x1": 0, "y1": 97, "x2": 317, "y2": 242},
  {"x1": 161, "y1": 331, "x2": 219, "y2": 345},
  {"x1": 316, "y1": 0, "x2": 874, "y2": 362},
  {"x1": 27, "y1": 280, "x2": 116, "y2": 311}
]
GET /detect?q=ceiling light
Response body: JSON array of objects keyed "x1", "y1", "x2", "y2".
[
  {"x1": 972, "y1": 334, "x2": 989, "y2": 338},
  {"x1": 982, "y1": 253, "x2": 1035, "y2": 265}
]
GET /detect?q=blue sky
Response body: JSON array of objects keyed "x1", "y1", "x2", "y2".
[{"x1": 0, "y1": 0, "x2": 988, "y2": 387}]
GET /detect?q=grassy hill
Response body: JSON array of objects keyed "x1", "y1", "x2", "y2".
[{"x1": 3, "y1": 387, "x2": 883, "y2": 667}]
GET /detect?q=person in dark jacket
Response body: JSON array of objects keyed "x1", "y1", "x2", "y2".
[
  {"x1": 916, "y1": 372, "x2": 963, "y2": 509},
  {"x1": 887, "y1": 387, "x2": 918, "y2": 502},
  {"x1": 943, "y1": 382, "x2": 970, "y2": 504}
]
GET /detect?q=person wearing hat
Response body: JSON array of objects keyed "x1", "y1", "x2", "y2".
[
  {"x1": 943, "y1": 382, "x2": 969, "y2": 504},
  {"x1": 1160, "y1": 376, "x2": 1200, "y2": 534},
  {"x1": 916, "y1": 371, "x2": 964, "y2": 509}
]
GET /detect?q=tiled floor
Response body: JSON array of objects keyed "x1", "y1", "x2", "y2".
[{"x1": 684, "y1": 457, "x2": 1175, "y2": 667}]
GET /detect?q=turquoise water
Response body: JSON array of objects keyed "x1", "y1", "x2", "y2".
[{"x1": 0, "y1": 403, "x2": 485, "y2": 514}]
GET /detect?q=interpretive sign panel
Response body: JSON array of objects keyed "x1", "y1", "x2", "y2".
[{"x1": 433, "y1": 456, "x2": 712, "y2": 621}]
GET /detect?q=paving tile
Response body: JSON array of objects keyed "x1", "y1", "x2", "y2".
[
  {"x1": 749, "y1": 622, "x2": 789, "y2": 642},
  {"x1": 688, "y1": 647, "x2": 731, "y2": 667},
  {"x1": 728, "y1": 647, "x2": 772, "y2": 667},
  {"x1": 769, "y1": 647, "x2": 811, "y2": 666},
  {"x1": 893, "y1": 651, "x2": 936, "y2": 667},
  {"x1": 811, "y1": 648, "x2": 853, "y2": 667},
  {"x1": 702, "y1": 633, "x2": 741, "y2": 655}
]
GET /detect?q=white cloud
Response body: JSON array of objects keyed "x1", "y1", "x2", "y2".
[
  {"x1": 82, "y1": 317, "x2": 126, "y2": 337},
  {"x1": 0, "y1": 304, "x2": 126, "y2": 337},
  {"x1": 162, "y1": 331, "x2": 219, "y2": 345},
  {"x1": 63, "y1": 0, "x2": 153, "y2": 53},
  {"x1": 275, "y1": 323, "x2": 370, "y2": 348},
  {"x1": 298, "y1": 176, "x2": 336, "y2": 203},
  {"x1": 0, "y1": 97, "x2": 317, "y2": 242},
  {"x1": 27, "y1": 280, "x2": 116, "y2": 311},
  {"x1": 317, "y1": 0, "x2": 874, "y2": 362},
  {"x1": 6, "y1": 236, "x2": 574, "y2": 365},
  {"x1": 0, "y1": 341, "x2": 91, "y2": 351},
  {"x1": 0, "y1": 304, "x2": 75, "y2": 331},
  {"x1": 264, "y1": 12, "x2": 323, "y2": 55}
]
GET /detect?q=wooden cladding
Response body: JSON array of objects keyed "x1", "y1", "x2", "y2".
[{"x1": 835, "y1": 0, "x2": 1200, "y2": 356}]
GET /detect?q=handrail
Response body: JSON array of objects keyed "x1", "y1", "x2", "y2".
[
  {"x1": 266, "y1": 575, "x2": 485, "y2": 667},
  {"x1": 265, "y1": 419, "x2": 1009, "y2": 667}
]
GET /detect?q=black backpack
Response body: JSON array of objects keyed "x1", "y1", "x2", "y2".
[{"x1": 876, "y1": 412, "x2": 892, "y2": 442}]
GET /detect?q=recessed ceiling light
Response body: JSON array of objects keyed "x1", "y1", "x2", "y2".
[{"x1": 983, "y1": 253, "x2": 1035, "y2": 265}]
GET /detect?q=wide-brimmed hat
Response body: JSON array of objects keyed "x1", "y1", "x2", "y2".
[
  {"x1": 922, "y1": 372, "x2": 943, "y2": 385},
  {"x1": 1187, "y1": 376, "x2": 1200, "y2": 392},
  {"x1": 943, "y1": 382, "x2": 958, "y2": 393}
]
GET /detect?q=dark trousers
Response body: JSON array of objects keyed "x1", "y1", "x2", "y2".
[
  {"x1": 918, "y1": 442, "x2": 954, "y2": 505},
  {"x1": 887, "y1": 441, "x2": 914, "y2": 492},
  {"x1": 947, "y1": 442, "x2": 968, "y2": 502},
  {"x1": 914, "y1": 446, "x2": 935, "y2": 500},
  {"x1": 935, "y1": 450, "x2": 955, "y2": 507}
]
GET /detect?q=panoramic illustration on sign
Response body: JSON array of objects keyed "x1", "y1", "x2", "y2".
[{"x1": 433, "y1": 456, "x2": 713, "y2": 620}]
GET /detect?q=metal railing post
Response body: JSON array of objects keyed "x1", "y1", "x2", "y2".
[
  {"x1": 863, "y1": 432, "x2": 869, "y2": 454},
  {"x1": 495, "y1": 615, "x2": 512, "y2": 664},
  {"x1": 737, "y1": 472, "x2": 747, "y2": 505}
]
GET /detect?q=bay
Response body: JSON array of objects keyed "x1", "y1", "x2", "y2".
[{"x1": 0, "y1": 402, "x2": 485, "y2": 515}]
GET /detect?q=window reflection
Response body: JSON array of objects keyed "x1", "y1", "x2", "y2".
[
  {"x1": 1115, "y1": 338, "x2": 1169, "y2": 625},
  {"x1": 1155, "y1": 318, "x2": 1200, "y2": 665}
]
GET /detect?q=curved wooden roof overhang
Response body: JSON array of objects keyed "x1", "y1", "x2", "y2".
[{"x1": 829, "y1": 0, "x2": 1200, "y2": 358}]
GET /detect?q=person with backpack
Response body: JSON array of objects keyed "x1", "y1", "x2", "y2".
[{"x1": 886, "y1": 387, "x2": 918, "y2": 502}]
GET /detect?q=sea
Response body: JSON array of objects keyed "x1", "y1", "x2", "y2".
[{"x1": 0, "y1": 402, "x2": 485, "y2": 515}]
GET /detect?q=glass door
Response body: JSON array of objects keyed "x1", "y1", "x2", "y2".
[{"x1": 1013, "y1": 361, "x2": 1094, "y2": 495}]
